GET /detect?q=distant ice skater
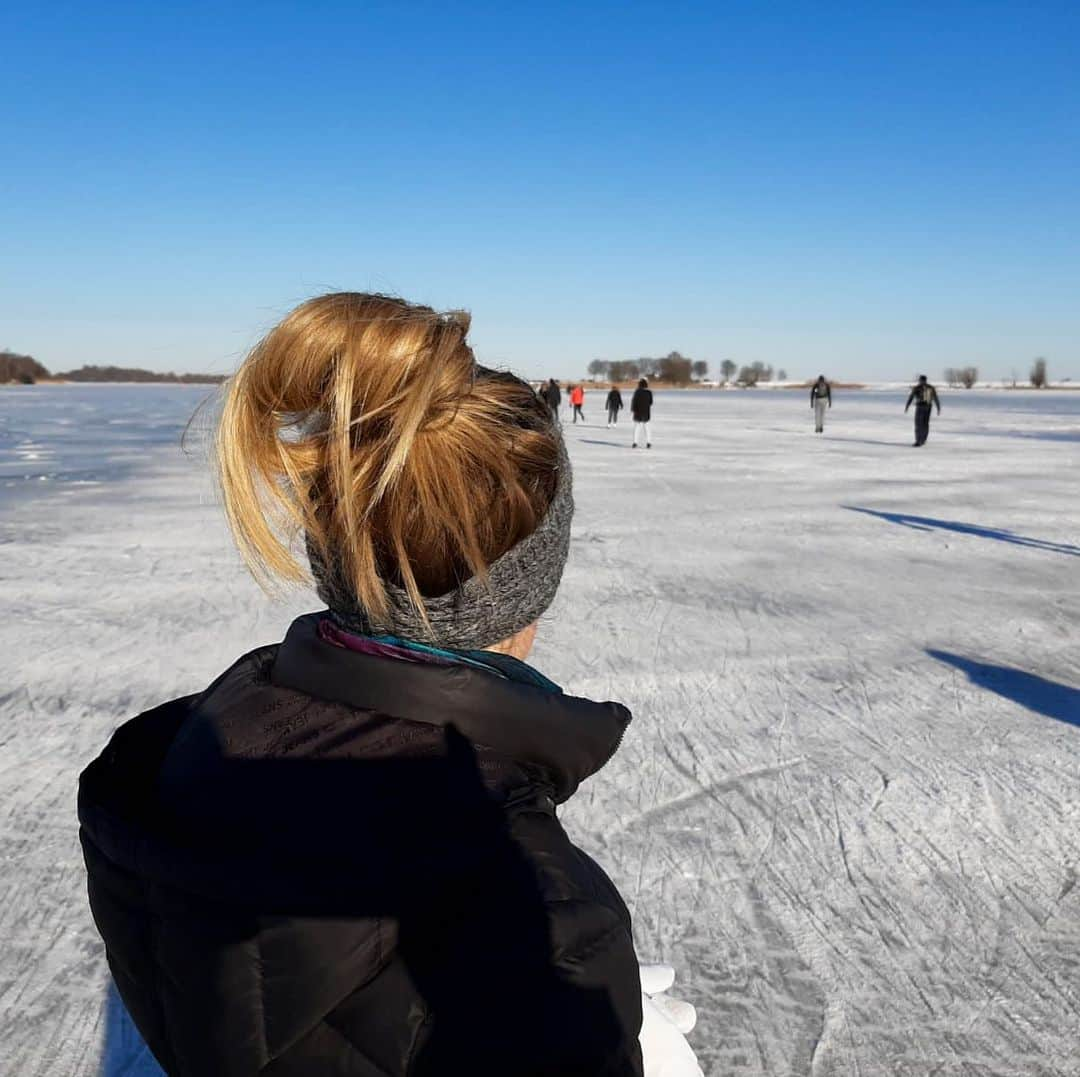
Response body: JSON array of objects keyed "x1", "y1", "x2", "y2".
[
  {"x1": 569, "y1": 384, "x2": 586, "y2": 423},
  {"x1": 542, "y1": 378, "x2": 561, "y2": 419},
  {"x1": 810, "y1": 375, "x2": 832, "y2": 433},
  {"x1": 606, "y1": 384, "x2": 623, "y2": 427},
  {"x1": 631, "y1": 377, "x2": 653, "y2": 448},
  {"x1": 905, "y1": 374, "x2": 941, "y2": 446}
]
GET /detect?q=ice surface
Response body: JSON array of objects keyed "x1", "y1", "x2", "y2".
[{"x1": 2, "y1": 385, "x2": 1079, "y2": 1076}]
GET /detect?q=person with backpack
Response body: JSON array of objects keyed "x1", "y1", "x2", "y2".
[
  {"x1": 905, "y1": 374, "x2": 942, "y2": 446},
  {"x1": 569, "y1": 383, "x2": 586, "y2": 423},
  {"x1": 76, "y1": 293, "x2": 703, "y2": 1076},
  {"x1": 810, "y1": 375, "x2": 832, "y2": 433},
  {"x1": 606, "y1": 383, "x2": 624, "y2": 427},
  {"x1": 631, "y1": 378, "x2": 653, "y2": 448}
]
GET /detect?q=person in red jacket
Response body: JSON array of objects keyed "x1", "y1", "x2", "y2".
[{"x1": 569, "y1": 383, "x2": 586, "y2": 423}]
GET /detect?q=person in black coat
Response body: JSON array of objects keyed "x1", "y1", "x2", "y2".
[
  {"x1": 606, "y1": 384, "x2": 623, "y2": 427},
  {"x1": 542, "y1": 377, "x2": 562, "y2": 417},
  {"x1": 905, "y1": 374, "x2": 941, "y2": 446},
  {"x1": 78, "y1": 294, "x2": 647, "y2": 1077},
  {"x1": 630, "y1": 378, "x2": 653, "y2": 448},
  {"x1": 80, "y1": 617, "x2": 640, "y2": 1077}
]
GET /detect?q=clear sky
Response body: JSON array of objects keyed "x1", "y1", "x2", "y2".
[{"x1": 2, "y1": 2, "x2": 1077, "y2": 381}]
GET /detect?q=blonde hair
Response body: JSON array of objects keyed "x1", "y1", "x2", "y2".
[{"x1": 217, "y1": 293, "x2": 559, "y2": 623}]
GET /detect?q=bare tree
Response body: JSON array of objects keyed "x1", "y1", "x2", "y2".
[
  {"x1": 944, "y1": 368, "x2": 957, "y2": 387},
  {"x1": 657, "y1": 352, "x2": 693, "y2": 385},
  {"x1": 737, "y1": 361, "x2": 772, "y2": 386},
  {"x1": 720, "y1": 359, "x2": 736, "y2": 384},
  {"x1": 1031, "y1": 357, "x2": 1048, "y2": 388},
  {"x1": 691, "y1": 360, "x2": 709, "y2": 381},
  {"x1": 587, "y1": 359, "x2": 608, "y2": 380},
  {"x1": 959, "y1": 367, "x2": 978, "y2": 388},
  {"x1": 777, "y1": 369, "x2": 788, "y2": 381}
]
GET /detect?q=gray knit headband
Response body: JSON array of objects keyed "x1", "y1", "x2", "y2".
[{"x1": 309, "y1": 424, "x2": 574, "y2": 650}]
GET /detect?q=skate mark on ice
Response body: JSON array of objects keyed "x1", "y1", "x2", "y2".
[
  {"x1": 615, "y1": 756, "x2": 806, "y2": 835},
  {"x1": 829, "y1": 781, "x2": 940, "y2": 1019},
  {"x1": 651, "y1": 601, "x2": 674, "y2": 667},
  {"x1": 927, "y1": 651, "x2": 1080, "y2": 728},
  {"x1": 868, "y1": 772, "x2": 891, "y2": 814},
  {"x1": 1055, "y1": 867, "x2": 1077, "y2": 906},
  {"x1": 746, "y1": 688, "x2": 794, "y2": 881}
]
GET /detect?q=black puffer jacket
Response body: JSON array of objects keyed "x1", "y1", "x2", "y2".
[
  {"x1": 79, "y1": 613, "x2": 642, "y2": 1076},
  {"x1": 630, "y1": 388, "x2": 652, "y2": 422}
]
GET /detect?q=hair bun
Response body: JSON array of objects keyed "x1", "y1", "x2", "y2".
[{"x1": 216, "y1": 293, "x2": 562, "y2": 641}]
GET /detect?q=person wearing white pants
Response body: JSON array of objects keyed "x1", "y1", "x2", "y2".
[
  {"x1": 630, "y1": 377, "x2": 653, "y2": 449},
  {"x1": 810, "y1": 375, "x2": 831, "y2": 433}
]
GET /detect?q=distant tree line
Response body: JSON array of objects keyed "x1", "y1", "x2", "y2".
[
  {"x1": 1, "y1": 350, "x2": 225, "y2": 385},
  {"x1": 584, "y1": 355, "x2": 799, "y2": 388},
  {"x1": 0, "y1": 350, "x2": 50, "y2": 384},
  {"x1": 944, "y1": 360, "x2": 1050, "y2": 389},
  {"x1": 55, "y1": 365, "x2": 226, "y2": 384},
  {"x1": 587, "y1": 352, "x2": 707, "y2": 385}
]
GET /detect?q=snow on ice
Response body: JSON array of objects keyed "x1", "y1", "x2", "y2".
[{"x1": 1, "y1": 384, "x2": 1079, "y2": 1075}]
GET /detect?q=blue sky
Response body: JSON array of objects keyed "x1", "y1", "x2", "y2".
[{"x1": 2, "y1": 2, "x2": 1077, "y2": 381}]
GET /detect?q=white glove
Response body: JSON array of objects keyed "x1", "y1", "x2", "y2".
[{"x1": 638, "y1": 964, "x2": 703, "y2": 1077}]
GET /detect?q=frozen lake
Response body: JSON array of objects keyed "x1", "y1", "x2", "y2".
[{"x1": 2, "y1": 384, "x2": 1079, "y2": 1075}]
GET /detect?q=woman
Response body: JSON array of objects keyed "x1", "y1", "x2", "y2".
[
  {"x1": 631, "y1": 377, "x2": 653, "y2": 449},
  {"x1": 78, "y1": 294, "x2": 649, "y2": 1075},
  {"x1": 606, "y1": 383, "x2": 624, "y2": 427}
]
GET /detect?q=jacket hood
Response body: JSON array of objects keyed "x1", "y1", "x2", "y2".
[{"x1": 272, "y1": 613, "x2": 630, "y2": 801}]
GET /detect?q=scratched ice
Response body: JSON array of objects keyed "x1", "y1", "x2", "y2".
[{"x1": 1, "y1": 385, "x2": 1078, "y2": 1075}]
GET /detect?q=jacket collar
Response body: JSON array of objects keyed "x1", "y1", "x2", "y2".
[{"x1": 271, "y1": 613, "x2": 631, "y2": 802}]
